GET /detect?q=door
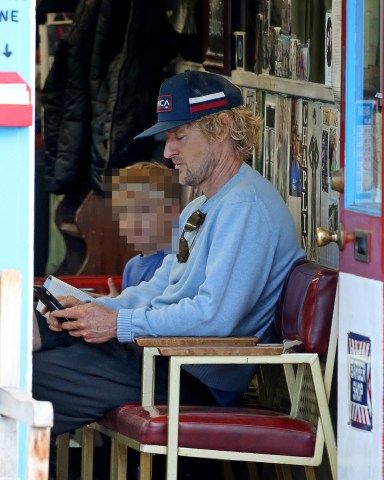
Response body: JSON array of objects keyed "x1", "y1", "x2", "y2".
[{"x1": 337, "y1": 0, "x2": 384, "y2": 478}]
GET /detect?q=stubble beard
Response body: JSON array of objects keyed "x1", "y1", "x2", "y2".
[{"x1": 181, "y1": 153, "x2": 218, "y2": 189}]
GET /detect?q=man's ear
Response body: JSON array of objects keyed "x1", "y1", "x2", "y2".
[{"x1": 217, "y1": 112, "x2": 231, "y2": 142}]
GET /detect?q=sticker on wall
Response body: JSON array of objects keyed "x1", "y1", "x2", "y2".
[
  {"x1": 0, "y1": 72, "x2": 32, "y2": 127},
  {"x1": 348, "y1": 332, "x2": 372, "y2": 431}
]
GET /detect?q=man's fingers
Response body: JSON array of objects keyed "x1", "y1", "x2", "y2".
[
  {"x1": 48, "y1": 302, "x2": 117, "y2": 343},
  {"x1": 46, "y1": 311, "x2": 65, "y2": 331},
  {"x1": 57, "y1": 295, "x2": 83, "y2": 308}
]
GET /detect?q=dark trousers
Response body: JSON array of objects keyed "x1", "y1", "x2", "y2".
[{"x1": 32, "y1": 312, "x2": 216, "y2": 437}]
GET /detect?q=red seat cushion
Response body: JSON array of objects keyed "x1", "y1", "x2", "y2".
[{"x1": 100, "y1": 405, "x2": 316, "y2": 457}]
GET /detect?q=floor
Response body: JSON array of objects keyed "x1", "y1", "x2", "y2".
[{"x1": 62, "y1": 445, "x2": 254, "y2": 479}]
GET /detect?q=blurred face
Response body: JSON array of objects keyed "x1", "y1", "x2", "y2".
[
  {"x1": 108, "y1": 168, "x2": 180, "y2": 254},
  {"x1": 116, "y1": 195, "x2": 178, "y2": 254}
]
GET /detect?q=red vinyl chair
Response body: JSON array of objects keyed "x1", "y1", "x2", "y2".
[{"x1": 81, "y1": 260, "x2": 339, "y2": 480}]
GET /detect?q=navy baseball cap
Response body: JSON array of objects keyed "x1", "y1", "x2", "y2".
[{"x1": 134, "y1": 70, "x2": 244, "y2": 139}]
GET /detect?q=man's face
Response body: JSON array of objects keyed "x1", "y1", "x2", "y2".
[{"x1": 163, "y1": 124, "x2": 220, "y2": 191}]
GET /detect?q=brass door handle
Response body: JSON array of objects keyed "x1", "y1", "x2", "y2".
[{"x1": 316, "y1": 223, "x2": 353, "y2": 251}]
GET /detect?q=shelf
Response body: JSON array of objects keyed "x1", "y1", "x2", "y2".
[
  {"x1": 231, "y1": 71, "x2": 335, "y2": 103},
  {"x1": 166, "y1": 60, "x2": 335, "y2": 104},
  {"x1": 166, "y1": 58, "x2": 205, "y2": 75}
]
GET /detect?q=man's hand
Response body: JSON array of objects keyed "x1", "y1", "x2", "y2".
[
  {"x1": 47, "y1": 298, "x2": 118, "y2": 344},
  {"x1": 39, "y1": 295, "x2": 83, "y2": 317}
]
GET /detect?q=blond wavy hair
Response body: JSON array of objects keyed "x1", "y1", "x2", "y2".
[{"x1": 193, "y1": 105, "x2": 262, "y2": 161}]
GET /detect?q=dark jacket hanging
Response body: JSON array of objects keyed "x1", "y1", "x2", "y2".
[{"x1": 42, "y1": 0, "x2": 179, "y2": 194}]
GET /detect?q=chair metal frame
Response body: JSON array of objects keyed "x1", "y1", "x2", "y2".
[{"x1": 82, "y1": 283, "x2": 338, "y2": 480}]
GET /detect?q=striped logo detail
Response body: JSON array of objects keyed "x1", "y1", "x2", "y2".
[{"x1": 189, "y1": 91, "x2": 227, "y2": 113}]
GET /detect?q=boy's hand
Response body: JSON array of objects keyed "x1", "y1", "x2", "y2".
[
  {"x1": 107, "y1": 277, "x2": 120, "y2": 297},
  {"x1": 85, "y1": 277, "x2": 120, "y2": 298}
]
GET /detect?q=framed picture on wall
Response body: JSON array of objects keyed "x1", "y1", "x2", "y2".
[
  {"x1": 202, "y1": 0, "x2": 232, "y2": 75},
  {"x1": 234, "y1": 31, "x2": 246, "y2": 70}
]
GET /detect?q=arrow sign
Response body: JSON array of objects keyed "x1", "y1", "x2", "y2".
[{"x1": 3, "y1": 44, "x2": 12, "y2": 58}]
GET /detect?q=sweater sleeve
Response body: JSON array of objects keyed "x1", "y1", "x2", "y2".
[{"x1": 116, "y1": 199, "x2": 288, "y2": 342}]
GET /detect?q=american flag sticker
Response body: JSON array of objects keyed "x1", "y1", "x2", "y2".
[
  {"x1": 348, "y1": 332, "x2": 372, "y2": 431},
  {"x1": 189, "y1": 91, "x2": 228, "y2": 113}
]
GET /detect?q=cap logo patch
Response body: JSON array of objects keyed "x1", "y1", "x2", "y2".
[
  {"x1": 157, "y1": 94, "x2": 173, "y2": 113},
  {"x1": 189, "y1": 91, "x2": 227, "y2": 113}
]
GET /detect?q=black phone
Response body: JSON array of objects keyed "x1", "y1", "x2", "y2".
[{"x1": 34, "y1": 285, "x2": 71, "y2": 322}]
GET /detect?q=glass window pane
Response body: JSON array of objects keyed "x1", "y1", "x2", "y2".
[{"x1": 345, "y1": 0, "x2": 382, "y2": 215}]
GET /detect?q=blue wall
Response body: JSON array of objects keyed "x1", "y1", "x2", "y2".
[{"x1": 0, "y1": 1, "x2": 35, "y2": 477}]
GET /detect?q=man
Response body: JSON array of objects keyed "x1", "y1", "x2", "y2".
[{"x1": 33, "y1": 71, "x2": 304, "y2": 436}]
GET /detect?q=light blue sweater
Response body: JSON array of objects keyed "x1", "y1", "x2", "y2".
[
  {"x1": 96, "y1": 163, "x2": 304, "y2": 394},
  {"x1": 122, "y1": 252, "x2": 166, "y2": 290}
]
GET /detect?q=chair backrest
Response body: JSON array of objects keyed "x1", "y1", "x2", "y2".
[
  {"x1": 75, "y1": 190, "x2": 136, "y2": 275},
  {"x1": 274, "y1": 259, "x2": 338, "y2": 356}
]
